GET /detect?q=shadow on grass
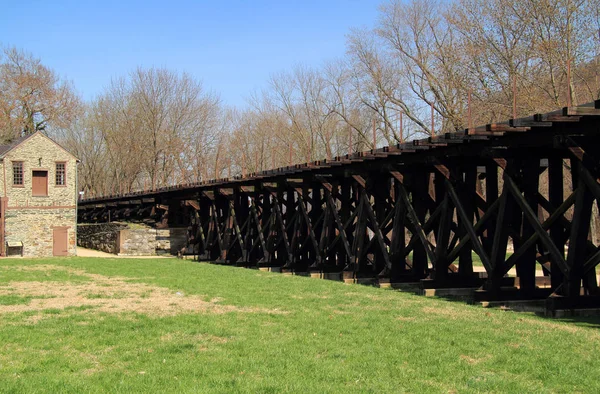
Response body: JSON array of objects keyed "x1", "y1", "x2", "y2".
[{"x1": 550, "y1": 316, "x2": 600, "y2": 329}]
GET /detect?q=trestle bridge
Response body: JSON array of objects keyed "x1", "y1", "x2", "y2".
[{"x1": 79, "y1": 101, "x2": 600, "y2": 314}]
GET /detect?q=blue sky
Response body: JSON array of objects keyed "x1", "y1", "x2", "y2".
[{"x1": 0, "y1": 0, "x2": 381, "y2": 107}]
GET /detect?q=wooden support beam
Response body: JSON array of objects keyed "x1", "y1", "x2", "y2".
[
  {"x1": 445, "y1": 180, "x2": 492, "y2": 273},
  {"x1": 501, "y1": 190, "x2": 576, "y2": 277},
  {"x1": 360, "y1": 189, "x2": 392, "y2": 274},
  {"x1": 249, "y1": 199, "x2": 269, "y2": 261},
  {"x1": 271, "y1": 196, "x2": 293, "y2": 264},
  {"x1": 397, "y1": 179, "x2": 437, "y2": 267},
  {"x1": 504, "y1": 174, "x2": 568, "y2": 275},
  {"x1": 324, "y1": 189, "x2": 354, "y2": 268},
  {"x1": 548, "y1": 156, "x2": 566, "y2": 288},
  {"x1": 297, "y1": 194, "x2": 321, "y2": 266},
  {"x1": 564, "y1": 162, "x2": 596, "y2": 297}
]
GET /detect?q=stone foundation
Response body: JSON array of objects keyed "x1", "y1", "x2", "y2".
[
  {"x1": 6, "y1": 208, "x2": 76, "y2": 257},
  {"x1": 77, "y1": 223, "x2": 187, "y2": 256}
]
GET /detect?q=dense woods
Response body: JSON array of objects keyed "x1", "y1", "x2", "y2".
[{"x1": 1, "y1": 0, "x2": 599, "y2": 198}]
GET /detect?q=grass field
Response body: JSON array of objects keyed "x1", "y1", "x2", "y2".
[{"x1": 0, "y1": 257, "x2": 599, "y2": 393}]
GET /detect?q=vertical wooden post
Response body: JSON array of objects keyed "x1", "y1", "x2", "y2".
[
  {"x1": 484, "y1": 163, "x2": 499, "y2": 255},
  {"x1": 433, "y1": 172, "x2": 452, "y2": 282},
  {"x1": 412, "y1": 172, "x2": 430, "y2": 280},
  {"x1": 339, "y1": 181, "x2": 351, "y2": 269},
  {"x1": 564, "y1": 162, "x2": 594, "y2": 297},
  {"x1": 390, "y1": 179, "x2": 407, "y2": 280},
  {"x1": 548, "y1": 156, "x2": 565, "y2": 290},
  {"x1": 459, "y1": 166, "x2": 476, "y2": 277},
  {"x1": 372, "y1": 176, "x2": 389, "y2": 276},
  {"x1": 515, "y1": 159, "x2": 540, "y2": 296},
  {"x1": 311, "y1": 183, "x2": 324, "y2": 268}
]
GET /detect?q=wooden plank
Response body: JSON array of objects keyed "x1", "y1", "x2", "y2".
[
  {"x1": 563, "y1": 106, "x2": 600, "y2": 116},
  {"x1": 352, "y1": 175, "x2": 367, "y2": 189}
]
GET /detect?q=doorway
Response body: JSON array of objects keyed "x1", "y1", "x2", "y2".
[{"x1": 53, "y1": 228, "x2": 68, "y2": 256}]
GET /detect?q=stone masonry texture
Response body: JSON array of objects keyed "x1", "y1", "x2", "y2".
[
  {"x1": 0, "y1": 133, "x2": 78, "y2": 257},
  {"x1": 77, "y1": 223, "x2": 187, "y2": 256}
]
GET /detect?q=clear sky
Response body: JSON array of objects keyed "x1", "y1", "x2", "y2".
[{"x1": 0, "y1": 0, "x2": 381, "y2": 108}]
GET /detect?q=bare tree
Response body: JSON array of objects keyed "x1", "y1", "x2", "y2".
[
  {"x1": 0, "y1": 47, "x2": 80, "y2": 141},
  {"x1": 86, "y1": 68, "x2": 221, "y2": 192}
]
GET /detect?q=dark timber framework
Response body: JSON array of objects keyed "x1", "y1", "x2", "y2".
[{"x1": 79, "y1": 101, "x2": 600, "y2": 312}]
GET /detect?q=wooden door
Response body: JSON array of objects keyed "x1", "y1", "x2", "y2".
[
  {"x1": 53, "y1": 228, "x2": 68, "y2": 256},
  {"x1": 32, "y1": 170, "x2": 48, "y2": 196}
]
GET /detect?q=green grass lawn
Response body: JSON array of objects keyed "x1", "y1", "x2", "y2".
[{"x1": 0, "y1": 257, "x2": 599, "y2": 393}]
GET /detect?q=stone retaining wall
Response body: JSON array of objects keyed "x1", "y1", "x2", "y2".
[
  {"x1": 118, "y1": 227, "x2": 187, "y2": 256},
  {"x1": 77, "y1": 223, "x2": 128, "y2": 254},
  {"x1": 78, "y1": 223, "x2": 187, "y2": 256}
]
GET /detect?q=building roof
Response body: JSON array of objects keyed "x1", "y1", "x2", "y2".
[
  {"x1": 0, "y1": 133, "x2": 32, "y2": 157},
  {"x1": 0, "y1": 131, "x2": 79, "y2": 161}
]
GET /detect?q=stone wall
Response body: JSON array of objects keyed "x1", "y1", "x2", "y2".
[
  {"x1": 77, "y1": 223, "x2": 187, "y2": 256},
  {"x1": 77, "y1": 223, "x2": 128, "y2": 254},
  {"x1": 5, "y1": 207, "x2": 77, "y2": 257},
  {"x1": 119, "y1": 228, "x2": 187, "y2": 256},
  {"x1": 0, "y1": 133, "x2": 77, "y2": 207},
  {"x1": 0, "y1": 133, "x2": 78, "y2": 257}
]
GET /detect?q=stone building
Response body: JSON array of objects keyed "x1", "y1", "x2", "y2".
[{"x1": 0, "y1": 132, "x2": 78, "y2": 257}]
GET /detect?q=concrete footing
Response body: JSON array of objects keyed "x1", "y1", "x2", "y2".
[{"x1": 422, "y1": 287, "x2": 476, "y2": 300}]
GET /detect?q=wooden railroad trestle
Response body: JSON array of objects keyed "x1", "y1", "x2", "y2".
[{"x1": 79, "y1": 101, "x2": 600, "y2": 311}]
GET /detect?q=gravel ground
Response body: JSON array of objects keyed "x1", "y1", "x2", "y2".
[{"x1": 76, "y1": 247, "x2": 172, "y2": 259}]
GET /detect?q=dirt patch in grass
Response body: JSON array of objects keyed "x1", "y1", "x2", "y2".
[
  {"x1": 0, "y1": 265, "x2": 286, "y2": 318},
  {"x1": 459, "y1": 354, "x2": 492, "y2": 365}
]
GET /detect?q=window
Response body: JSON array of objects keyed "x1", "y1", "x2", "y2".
[
  {"x1": 12, "y1": 162, "x2": 23, "y2": 186},
  {"x1": 32, "y1": 170, "x2": 48, "y2": 196},
  {"x1": 56, "y1": 162, "x2": 66, "y2": 186}
]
